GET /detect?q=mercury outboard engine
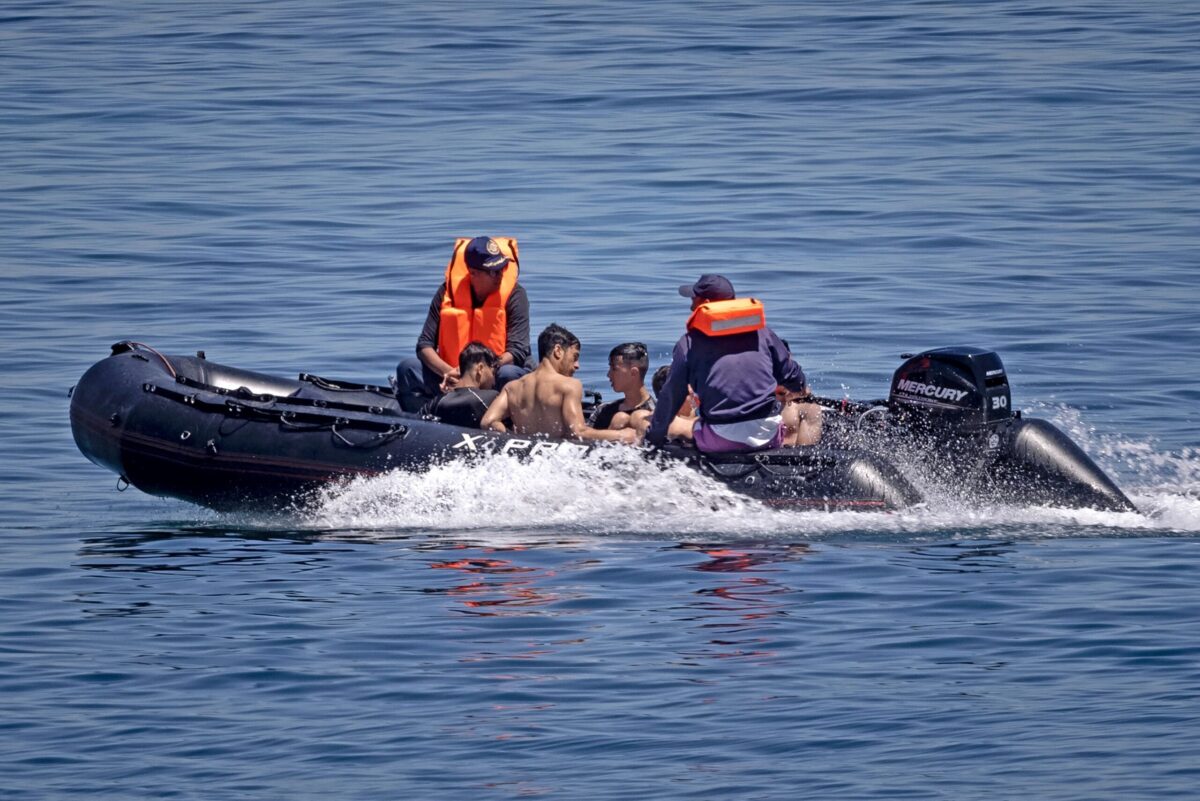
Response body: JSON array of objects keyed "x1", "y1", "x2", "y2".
[
  {"x1": 888, "y1": 346, "x2": 1012, "y2": 443},
  {"x1": 867, "y1": 347, "x2": 1135, "y2": 511}
]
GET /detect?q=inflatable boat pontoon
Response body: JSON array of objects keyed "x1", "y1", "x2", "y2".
[{"x1": 69, "y1": 342, "x2": 1134, "y2": 514}]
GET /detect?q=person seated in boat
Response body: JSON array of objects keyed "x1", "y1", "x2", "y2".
[
  {"x1": 652, "y1": 364, "x2": 701, "y2": 441},
  {"x1": 394, "y1": 236, "x2": 532, "y2": 412},
  {"x1": 646, "y1": 274, "x2": 822, "y2": 453},
  {"x1": 772, "y1": 337, "x2": 822, "y2": 446},
  {"x1": 480, "y1": 323, "x2": 638, "y2": 444},
  {"x1": 775, "y1": 385, "x2": 822, "y2": 447},
  {"x1": 652, "y1": 364, "x2": 670, "y2": 399},
  {"x1": 420, "y1": 342, "x2": 500, "y2": 429},
  {"x1": 589, "y1": 342, "x2": 655, "y2": 435}
]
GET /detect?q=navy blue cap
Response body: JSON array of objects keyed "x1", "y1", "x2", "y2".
[
  {"x1": 465, "y1": 236, "x2": 510, "y2": 272},
  {"x1": 679, "y1": 274, "x2": 735, "y2": 301}
]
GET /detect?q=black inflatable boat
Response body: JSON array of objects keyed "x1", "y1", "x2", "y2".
[{"x1": 69, "y1": 342, "x2": 1134, "y2": 514}]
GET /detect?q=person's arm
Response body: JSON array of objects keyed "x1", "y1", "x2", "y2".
[
  {"x1": 564, "y1": 382, "x2": 636, "y2": 444},
  {"x1": 480, "y1": 387, "x2": 511, "y2": 433},
  {"x1": 628, "y1": 408, "x2": 654, "y2": 435},
  {"x1": 768, "y1": 329, "x2": 807, "y2": 394},
  {"x1": 502, "y1": 284, "x2": 531, "y2": 367},
  {"x1": 667, "y1": 414, "x2": 696, "y2": 440},
  {"x1": 416, "y1": 284, "x2": 459, "y2": 384},
  {"x1": 646, "y1": 339, "x2": 690, "y2": 445},
  {"x1": 417, "y1": 346, "x2": 460, "y2": 390}
]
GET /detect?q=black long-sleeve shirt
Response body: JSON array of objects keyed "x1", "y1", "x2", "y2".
[{"x1": 415, "y1": 282, "x2": 532, "y2": 367}]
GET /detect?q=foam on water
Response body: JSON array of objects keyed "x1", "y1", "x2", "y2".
[
  {"x1": 303, "y1": 446, "x2": 795, "y2": 536},
  {"x1": 1033, "y1": 402, "x2": 1200, "y2": 532},
  {"x1": 283, "y1": 424, "x2": 1200, "y2": 539}
]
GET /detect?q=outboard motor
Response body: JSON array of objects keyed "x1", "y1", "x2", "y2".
[
  {"x1": 880, "y1": 347, "x2": 1134, "y2": 511},
  {"x1": 888, "y1": 346, "x2": 1012, "y2": 441}
]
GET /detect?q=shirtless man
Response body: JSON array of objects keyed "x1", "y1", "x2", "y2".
[{"x1": 480, "y1": 323, "x2": 637, "y2": 444}]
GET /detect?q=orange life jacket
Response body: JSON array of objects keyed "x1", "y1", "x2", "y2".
[
  {"x1": 436, "y1": 237, "x2": 520, "y2": 368},
  {"x1": 685, "y1": 298, "x2": 766, "y2": 337}
]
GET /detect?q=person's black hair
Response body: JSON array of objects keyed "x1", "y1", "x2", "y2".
[
  {"x1": 652, "y1": 365, "x2": 671, "y2": 397},
  {"x1": 537, "y1": 323, "x2": 580, "y2": 362},
  {"x1": 458, "y1": 341, "x2": 499, "y2": 373},
  {"x1": 609, "y1": 342, "x2": 649, "y2": 380}
]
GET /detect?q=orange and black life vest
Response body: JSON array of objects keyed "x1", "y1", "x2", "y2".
[
  {"x1": 685, "y1": 298, "x2": 766, "y2": 337},
  {"x1": 436, "y1": 237, "x2": 520, "y2": 368}
]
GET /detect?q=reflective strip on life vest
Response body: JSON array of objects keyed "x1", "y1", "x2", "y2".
[{"x1": 709, "y1": 313, "x2": 763, "y2": 333}]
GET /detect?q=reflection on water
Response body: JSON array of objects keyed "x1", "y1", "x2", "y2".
[
  {"x1": 70, "y1": 529, "x2": 830, "y2": 676},
  {"x1": 64, "y1": 530, "x2": 1031, "y2": 685},
  {"x1": 18, "y1": 525, "x2": 1195, "y2": 801},
  {"x1": 71, "y1": 528, "x2": 355, "y2": 619},
  {"x1": 427, "y1": 550, "x2": 562, "y2": 616},
  {"x1": 892, "y1": 540, "x2": 1018, "y2": 574},
  {"x1": 679, "y1": 542, "x2": 811, "y2": 573},
  {"x1": 672, "y1": 542, "x2": 811, "y2": 663}
]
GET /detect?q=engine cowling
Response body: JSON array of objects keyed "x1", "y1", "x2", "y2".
[{"x1": 888, "y1": 346, "x2": 1012, "y2": 434}]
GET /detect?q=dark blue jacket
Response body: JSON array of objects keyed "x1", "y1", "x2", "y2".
[{"x1": 647, "y1": 326, "x2": 807, "y2": 445}]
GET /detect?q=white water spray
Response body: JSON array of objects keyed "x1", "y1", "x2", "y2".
[{"x1": 285, "y1": 420, "x2": 1200, "y2": 538}]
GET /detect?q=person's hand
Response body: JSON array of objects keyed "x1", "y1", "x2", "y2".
[
  {"x1": 617, "y1": 427, "x2": 638, "y2": 445},
  {"x1": 439, "y1": 367, "x2": 461, "y2": 392},
  {"x1": 777, "y1": 385, "x2": 812, "y2": 405}
]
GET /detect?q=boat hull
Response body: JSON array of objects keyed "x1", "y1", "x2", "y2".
[{"x1": 71, "y1": 344, "x2": 922, "y2": 512}]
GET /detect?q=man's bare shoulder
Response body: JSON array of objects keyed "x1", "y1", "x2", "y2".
[
  {"x1": 542, "y1": 373, "x2": 582, "y2": 398},
  {"x1": 503, "y1": 371, "x2": 537, "y2": 395}
]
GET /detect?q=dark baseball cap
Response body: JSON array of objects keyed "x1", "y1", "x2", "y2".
[
  {"x1": 464, "y1": 236, "x2": 510, "y2": 272},
  {"x1": 679, "y1": 274, "x2": 735, "y2": 301}
]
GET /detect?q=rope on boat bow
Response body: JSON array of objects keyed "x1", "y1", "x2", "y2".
[{"x1": 113, "y1": 341, "x2": 178, "y2": 379}]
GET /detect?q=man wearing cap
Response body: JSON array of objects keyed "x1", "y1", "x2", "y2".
[
  {"x1": 646, "y1": 274, "x2": 821, "y2": 452},
  {"x1": 394, "y1": 236, "x2": 532, "y2": 412}
]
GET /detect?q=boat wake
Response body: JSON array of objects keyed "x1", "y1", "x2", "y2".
[{"x1": 274, "y1": 412, "x2": 1200, "y2": 540}]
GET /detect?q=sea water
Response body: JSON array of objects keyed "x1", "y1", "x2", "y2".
[{"x1": 2, "y1": 2, "x2": 1199, "y2": 799}]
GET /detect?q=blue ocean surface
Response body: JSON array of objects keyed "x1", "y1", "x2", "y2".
[{"x1": 2, "y1": 2, "x2": 1199, "y2": 799}]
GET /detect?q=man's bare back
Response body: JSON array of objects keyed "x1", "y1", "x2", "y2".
[
  {"x1": 479, "y1": 334, "x2": 636, "y2": 444},
  {"x1": 496, "y1": 362, "x2": 581, "y2": 437}
]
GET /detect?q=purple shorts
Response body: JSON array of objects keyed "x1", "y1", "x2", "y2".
[{"x1": 693, "y1": 417, "x2": 785, "y2": 453}]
